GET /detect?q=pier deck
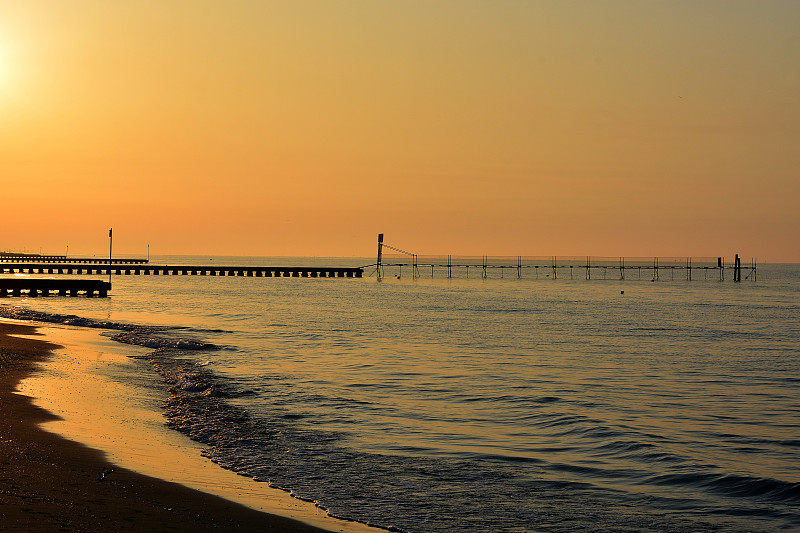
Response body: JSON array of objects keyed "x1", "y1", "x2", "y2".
[
  {"x1": 0, "y1": 264, "x2": 363, "y2": 278},
  {"x1": 0, "y1": 256, "x2": 148, "y2": 264}
]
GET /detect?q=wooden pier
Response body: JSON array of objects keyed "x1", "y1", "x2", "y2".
[
  {"x1": 0, "y1": 263, "x2": 363, "y2": 278},
  {"x1": 0, "y1": 255, "x2": 148, "y2": 265},
  {"x1": 0, "y1": 279, "x2": 111, "y2": 298}
]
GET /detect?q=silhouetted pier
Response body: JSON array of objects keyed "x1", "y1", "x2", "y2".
[
  {"x1": 373, "y1": 235, "x2": 756, "y2": 282},
  {"x1": 0, "y1": 263, "x2": 363, "y2": 278},
  {"x1": 0, "y1": 254, "x2": 148, "y2": 265},
  {"x1": 0, "y1": 279, "x2": 111, "y2": 298}
]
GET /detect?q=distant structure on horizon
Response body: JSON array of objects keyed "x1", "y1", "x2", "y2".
[{"x1": 372, "y1": 234, "x2": 755, "y2": 282}]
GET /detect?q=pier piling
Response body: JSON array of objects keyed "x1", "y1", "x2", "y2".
[{"x1": 370, "y1": 237, "x2": 755, "y2": 283}]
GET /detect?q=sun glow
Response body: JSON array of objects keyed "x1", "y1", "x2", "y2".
[
  {"x1": 0, "y1": 47, "x2": 6, "y2": 89},
  {"x1": 0, "y1": 3, "x2": 798, "y2": 260},
  {"x1": 0, "y1": 34, "x2": 26, "y2": 108},
  {"x1": 0, "y1": 39, "x2": 13, "y2": 99},
  {"x1": 0, "y1": 26, "x2": 26, "y2": 101}
]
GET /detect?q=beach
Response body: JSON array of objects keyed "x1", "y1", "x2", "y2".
[
  {"x1": 1, "y1": 260, "x2": 798, "y2": 532},
  {"x1": 0, "y1": 320, "x2": 372, "y2": 532}
]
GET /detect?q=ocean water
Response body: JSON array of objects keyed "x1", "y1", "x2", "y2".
[{"x1": 2, "y1": 257, "x2": 799, "y2": 532}]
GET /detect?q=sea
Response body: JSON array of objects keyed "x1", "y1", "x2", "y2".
[{"x1": 2, "y1": 256, "x2": 798, "y2": 532}]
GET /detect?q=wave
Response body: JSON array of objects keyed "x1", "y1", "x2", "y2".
[
  {"x1": 109, "y1": 331, "x2": 216, "y2": 351},
  {"x1": 147, "y1": 345, "x2": 798, "y2": 531},
  {"x1": 649, "y1": 472, "x2": 800, "y2": 504},
  {"x1": 0, "y1": 304, "x2": 216, "y2": 351},
  {"x1": 5, "y1": 301, "x2": 799, "y2": 532},
  {"x1": 0, "y1": 304, "x2": 145, "y2": 331}
]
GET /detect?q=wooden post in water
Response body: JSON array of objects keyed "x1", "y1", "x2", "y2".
[
  {"x1": 734, "y1": 254, "x2": 741, "y2": 282},
  {"x1": 376, "y1": 233, "x2": 384, "y2": 279},
  {"x1": 108, "y1": 228, "x2": 113, "y2": 285}
]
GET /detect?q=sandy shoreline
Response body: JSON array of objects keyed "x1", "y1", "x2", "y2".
[{"x1": 0, "y1": 320, "x2": 374, "y2": 532}]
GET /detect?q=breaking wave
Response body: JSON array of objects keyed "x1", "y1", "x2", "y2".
[{"x1": 0, "y1": 304, "x2": 216, "y2": 351}]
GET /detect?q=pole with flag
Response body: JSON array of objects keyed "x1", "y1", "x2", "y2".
[{"x1": 108, "y1": 228, "x2": 113, "y2": 284}]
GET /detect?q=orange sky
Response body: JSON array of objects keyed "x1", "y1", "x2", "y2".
[{"x1": 1, "y1": 2, "x2": 798, "y2": 260}]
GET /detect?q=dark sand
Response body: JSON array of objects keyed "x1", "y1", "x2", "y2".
[{"x1": 0, "y1": 321, "x2": 331, "y2": 532}]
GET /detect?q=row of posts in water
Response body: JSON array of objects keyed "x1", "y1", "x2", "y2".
[
  {"x1": 375, "y1": 234, "x2": 755, "y2": 281},
  {"x1": 376, "y1": 255, "x2": 756, "y2": 281}
]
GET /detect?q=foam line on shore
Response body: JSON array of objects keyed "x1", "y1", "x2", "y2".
[{"x1": 8, "y1": 319, "x2": 377, "y2": 533}]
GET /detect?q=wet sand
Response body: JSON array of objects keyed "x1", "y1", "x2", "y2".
[{"x1": 0, "y1": 321, "x2": 362, "y2": 532}]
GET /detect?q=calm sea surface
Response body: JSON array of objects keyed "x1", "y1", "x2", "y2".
[{"x1": 3, "y1": 257, "x2": 799, "y2": 532}]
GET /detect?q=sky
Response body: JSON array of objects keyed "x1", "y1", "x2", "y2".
[{"x1": 1, "y1": 1, "x2": 798, "y2": 261}]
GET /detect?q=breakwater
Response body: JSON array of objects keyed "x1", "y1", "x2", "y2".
[
  {"x1": 0, "y1": 254, "x2": 148, "y2": 264},
  {"x1": 0, "y1": 263, "x2": 363, "y2": 278}
]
